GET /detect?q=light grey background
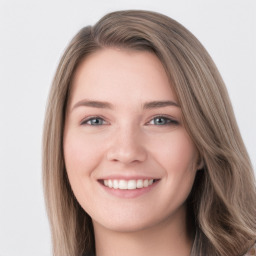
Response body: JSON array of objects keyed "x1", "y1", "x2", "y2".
[{"x1": 0, "y1": 0, "x2": 255, "y2": 255}]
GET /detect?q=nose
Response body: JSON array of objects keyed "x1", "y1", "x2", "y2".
[{"x1": 106, "y1": 126, "x2": 147, "y2": 164}]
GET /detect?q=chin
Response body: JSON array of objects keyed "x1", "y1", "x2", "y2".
[
  {"x1": 95, "y1": 221, "x2": 154, "y2": 234},
  {"x1": 91, "y1": 210, "x2": 170, "y2": 234}
]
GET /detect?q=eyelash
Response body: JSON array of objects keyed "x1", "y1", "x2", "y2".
[
  {"x1": 80, "y1": 116, "x2": 108, "y2": 126},
  {"x1": 146, "y1": 115, "x2": 179, "y2": 126},
  {"x1": 80, "y1": 115, "x2": 179, "y2": 126}
]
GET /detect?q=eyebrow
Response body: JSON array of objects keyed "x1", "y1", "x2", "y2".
[
  {"x1": 72, "y1": 100, "x2": 113, "y2": 111},
  {"x1": 143, "y1": 100, "x2": 180, "y2": 109},
  {"x1": 71, "y1": 99, "x2": 180, "y2": 111}
]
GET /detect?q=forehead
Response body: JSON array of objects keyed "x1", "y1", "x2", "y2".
[{"x1": 69, "y1": 48, "x2": 178, "y2": 106}]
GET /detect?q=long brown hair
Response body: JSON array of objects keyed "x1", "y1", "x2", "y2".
[{"x1": 42, "y1": 10, "x2": 256, "y2": 256}]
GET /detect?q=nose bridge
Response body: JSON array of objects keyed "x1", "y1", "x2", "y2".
[{"x1": 106, "y1": 122, "x2": 147, "y2": 164}]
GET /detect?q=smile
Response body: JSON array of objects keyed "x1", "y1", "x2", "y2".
[{"x1": 103, "y1": 179, "x2": 155, "y2": 190}]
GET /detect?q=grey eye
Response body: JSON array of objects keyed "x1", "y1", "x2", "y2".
[
  {"x1": 82, "y1": 117, "x2": 105, "y2": 125},
  {"x1": 153, "y1": 117, "x2": 169, "y2": 125},
  {"x1": 148, "y1": 116, "x2": 179, "y2": 126}
]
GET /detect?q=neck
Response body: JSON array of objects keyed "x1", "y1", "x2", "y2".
[{"x1": 93, "y1": 206, "x2": 193, "y2": 256}]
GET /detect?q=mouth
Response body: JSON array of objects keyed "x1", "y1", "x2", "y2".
[{"x1": 98, "y1": 178, "x2": 159, "y2": 190}]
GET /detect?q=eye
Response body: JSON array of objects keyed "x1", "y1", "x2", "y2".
[
  {"x1": 148, "y1": 116, "x2": 179, "y2": 126},
  {"x1": 81, "y1": 116, "x2": 107, "y2": 126}
]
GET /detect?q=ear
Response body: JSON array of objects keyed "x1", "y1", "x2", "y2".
[{"x1": 196, "y1": 156, "x2": 204, "y2": 170}]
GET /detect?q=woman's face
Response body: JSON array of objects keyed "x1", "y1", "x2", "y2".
[{"x1": 64, "y1": 48, "x2": 199, "y2": 233}]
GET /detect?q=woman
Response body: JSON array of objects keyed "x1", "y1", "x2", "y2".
[{"x1": 42, "y1": 10, "x2": 256, "y2": 256}]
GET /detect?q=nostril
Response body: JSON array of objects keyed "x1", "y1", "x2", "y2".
[{"x1": 106, "y1": 146, "x2": 148, "y2": 164}]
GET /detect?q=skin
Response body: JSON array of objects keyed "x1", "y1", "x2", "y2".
[{"x1": 63, "y1": 48, "x2": 200, "y2": 256}]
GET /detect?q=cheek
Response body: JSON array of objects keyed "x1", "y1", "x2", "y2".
[
  {"x1": 64, "y1": 131, "x2": 102, "y2": 174},
  {"x1": 63, "y1": 131, "x2": 105, "y2": 212},
  {"x1": 149, "y1": 130, "x2": 198, "y2": 198},
  {"x1": 151, "y1": 130, "x2": 198, "y2": 171},
  {"x1": 149, "y1": 131, "x2": 198, "y2": 213},
  {"x1": 63, "y1": 130, "x2": 105, "y2": 204}
]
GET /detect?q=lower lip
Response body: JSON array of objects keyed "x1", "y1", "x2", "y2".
[{"x1": 99, "y1": 180, "x2": 159, "y2": 199}]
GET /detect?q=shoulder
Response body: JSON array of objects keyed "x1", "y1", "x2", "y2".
[{"x1": 244, "y1": 243, "x2": 256, "y2": 256}]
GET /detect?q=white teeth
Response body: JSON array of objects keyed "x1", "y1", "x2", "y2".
[
  {"x1": 103, "y1": 179, "x2": 155, "y2": 190},
  {"x1": 113, "y1": 180, "x2": 119, "y2": 189},
  {"x1": 119, "y1": 180, "x2": 128, "y2": 190},
  {"x1": 143, "y1": 180, "x2": 149, "y2": 187},
  {"x1": 127, "y1": 180, "x2": 137, "y2": 190},
  {"x1": 108, "y1": 180, "x2": 113, "y2": 188},
  {"x1": 136, "y1": 179, "x2": 143, "y2": 188}
]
